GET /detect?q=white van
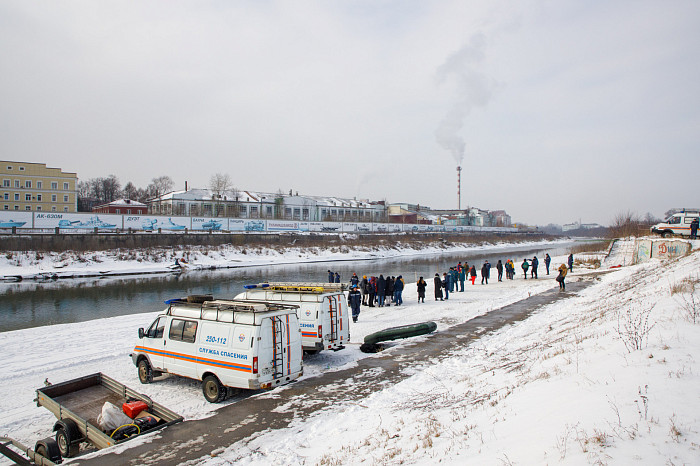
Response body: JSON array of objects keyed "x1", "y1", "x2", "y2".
[
  {"x1": 235, "y1": 283, "x2": 350, "y2": 353},
  {"x1": 132, "y1": 296, "x2": 303, "y2": 402},
  {"x1": 651, "y1": 209, "x2": 699, "y2": 237}
]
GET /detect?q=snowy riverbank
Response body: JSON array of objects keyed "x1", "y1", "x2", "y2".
[{"x1": 1, "y1": 240, "x2": 698, "y2": 464}]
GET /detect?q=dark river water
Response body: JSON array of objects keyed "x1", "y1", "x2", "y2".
[{"x1": 0, "y1": 241, "x2": 590, "y2": 332}]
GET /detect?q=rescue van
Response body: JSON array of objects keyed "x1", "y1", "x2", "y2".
[
  {"x1": 132, "y1": 296, "x2": 303, "y2": 403},
  {"x1": 651, "y1": 209, "x2": 699, "y2": 237},
  {"x1": 235, "y1": 283, "x2": 349, "y2": 353}
]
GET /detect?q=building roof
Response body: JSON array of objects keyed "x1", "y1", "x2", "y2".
[{"x1": 93, "y1": 198, "x2": 146, "y2": 208}]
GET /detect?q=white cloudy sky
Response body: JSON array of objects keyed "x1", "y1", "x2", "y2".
[{"x1": 1, "y1": 1, "x2": 699, "y2": 225}]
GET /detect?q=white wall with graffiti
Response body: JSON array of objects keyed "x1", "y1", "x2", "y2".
[
  {"x1": 0, "y1": 211, "x2": 518, "y2": 234},
  {"x1": 634, "y1": 239, "x2": 692, "y2": 263}
]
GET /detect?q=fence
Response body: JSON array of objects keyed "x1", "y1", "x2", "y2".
[{"x1": 0, "y1": 211, "x2": 518, "y2": 235}]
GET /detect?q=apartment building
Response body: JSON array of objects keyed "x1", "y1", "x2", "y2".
[{"x1": 0, "y1": 161, "x2": 78, "y2": 212}]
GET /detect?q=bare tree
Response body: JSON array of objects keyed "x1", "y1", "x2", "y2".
[
  {"x1": 123, "y1": 182, "x2": 138, "y2": 200},
  {"x1": 642, "y1": 212, "x2": 661, "y2": 226},
  {"x1": 101, "y1": 175, "x2": 121, "y2": 203},
  {"x1": 609, "y1": 210, "x2": 642, "y2": 238},
  {"x1": 209, "y1": 173, "x2": 232, "y2": 217},
  {"x1": 149, "y1": 176, "x2": 173, "y2": 198}
]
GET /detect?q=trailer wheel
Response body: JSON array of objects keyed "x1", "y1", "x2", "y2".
[
  {"x1": 202, "y1": 375, "x2": 227, "y2": 403},
  {"x1": 55, "y1": 419, "x2": 80, "y2": 458},
  {"x1": 138, "y1": 358, "x2": 153, "y2": 384},
  {"x1": 35, "y1": 437, "x2": 62, "y2": 463}
]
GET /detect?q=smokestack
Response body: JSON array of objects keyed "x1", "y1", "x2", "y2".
[
  {"x1": 185, "y1": 181, "x2": 188, "y2": 191},
  {"x1": 456, "y1": 166, "x2": 462, "y2": 210}
]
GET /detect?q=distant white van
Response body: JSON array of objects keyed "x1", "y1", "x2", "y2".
[
  {"x1": 651, "y1": 209, "x2": 699, "y2": 237},
  {"x1": 235, "y1": 283, "x2": 350, "y2": 353},
  {"x1": 132, "y1": 296, "x2": 303, "y2": 402}
]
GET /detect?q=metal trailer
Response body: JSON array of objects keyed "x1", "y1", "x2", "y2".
[
  {"x1": 0, "y1": 436, "x2": 59, "y2": 465},
  {"x1": 35, "y1": 372, "x2": 183, "y2": 459}
]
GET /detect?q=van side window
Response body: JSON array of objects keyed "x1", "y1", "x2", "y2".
[
  {"x1": 147, "y1": 317, "x2": 166, "y2": 338},
  {"x1": 170, "y1": 319, "x2": 198, "y2": 343},
  {"x1": 669, "y1": 217, "x2": 681, "y2": 224}
]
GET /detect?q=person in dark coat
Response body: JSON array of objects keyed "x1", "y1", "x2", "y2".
[
  {"x1": 531, "y1": 256, "x2": 539, "y2": 279},
  {"x1": 459, "y1": 264, "x2": 466, "y2": 291},
  {"x1": 469, "y1": 265, "x2": 477, "y2": 285},
  {"x1": 360, "y1": 275, "x2": 369, "y2": 305},
  {"x1": 386, "y1": 276, "x2": 394, "y2": 304},
  {"x1": 690, "y1": 217, "x2": 698, "y2": 239},
  {"x1": 348, "y1": 285, "x2": 362, "y2": 322},
  {"x1": 377, "y1": 275, "x2": 386, "y2": 307},
  {"x1": 368, "y1": 277, "x2": 376, "y2": 307},
  {"x1": 350, "y1": 272, "x2": 359, "y2": 287},
  {"x1": 568, "y1": 254, "x2": 574, "y2": 272},
  {"x1": 544, "y1": 254, "x2": 551, "y2": 275},
  {"x1": 496, "y1": 260, "x2": 503, "y2": 282},
  {"x1": 328, "y1": 270, "x2": 334, "y2": 283},
  {"x1": 521, "y1": 259, "x2": 530, "y2": 279},
  {"x1": 334, "y1": 272, "x2": 340, "y2": 283},
  {"x1": 417, "y1": 277, "x2": 427, "y2": 303},
  {"x1": 481, "y1": 261, "x2": 490, "y2": 285},
  {"x1": 434, "y1": 273, "x2": 443, "y2": 301}
]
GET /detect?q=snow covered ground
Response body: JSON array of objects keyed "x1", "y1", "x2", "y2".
[{"x1": 1, "y1": 239, "x2": 698, "y2": 464}]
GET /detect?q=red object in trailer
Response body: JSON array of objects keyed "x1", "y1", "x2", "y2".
[{"x1": 123, "y1": 401, "x2": 149, "y2": 419}]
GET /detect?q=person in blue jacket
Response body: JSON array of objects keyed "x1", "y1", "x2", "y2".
[
  {"x1": 568, "y1": 254, "x2": 574, "y2": 272},
  {"x1": 393, "y1": 275, "x2": 404, "y2": 305},
  {"x1": 544, "y1": 254, "x2": 551, "y2": 275},
  {"x1": 348, "y1": 285, "x2": 362, "y2": 322}
]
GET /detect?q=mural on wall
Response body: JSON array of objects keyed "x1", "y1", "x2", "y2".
[
  {"x1": 0, "y1": 211, "x2": 32, "y2": 228},
  {"x1": 123, "y1": 216, "x2": 189, "y2": 231},
  {"x1": 634, "y1": 239, "x2": 690, "y2": 263},
  {"x1": 652, "y1": 240, "x2": 691, "y2": 260},
  {"x1": 0, "y1": 211, "x2": 518, "y2": 234},
  {"x1": 191, "y1": 217, "x2": 224, "y2": 231},
  {"x1": 244, "y1": 220, "x2": 265, "y2": 232},
  {"x1": 634, "y1": 240, "x2": 652, "y2": 263},
  {"x1": 33, "y1": 213, "x2": 120, "y2": 230},
  {"x1": 267, "y1": 220, "x2": 302, "y2": 232}
]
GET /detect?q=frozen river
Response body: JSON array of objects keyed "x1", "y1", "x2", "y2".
[{"x1": 0, "y1": 241, "x2": 585, "y2": 332}]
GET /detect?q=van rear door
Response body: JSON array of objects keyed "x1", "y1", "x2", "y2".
[{"x1": 260, "y1": 315, "x2": 294, "y2": 379}]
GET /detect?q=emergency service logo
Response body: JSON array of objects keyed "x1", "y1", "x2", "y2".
[
  {"x1": 305, "y1": 310, "x2": 311, "y2": 316},
  {"x1": 238, "y1": 333, "x2": 245, "y2": 342}
]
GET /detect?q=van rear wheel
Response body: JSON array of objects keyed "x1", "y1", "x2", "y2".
[{"x1": 202, "y1": 375, "x2": 227, "y2": 403}]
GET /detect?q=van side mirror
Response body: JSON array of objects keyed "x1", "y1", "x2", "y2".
[{"x1": 139, "y1": 328, "x2": 145, "y2": 339}]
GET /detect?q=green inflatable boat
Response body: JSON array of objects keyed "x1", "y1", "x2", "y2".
[{"x1": 362, "y1": 321, "x2": 437, "y2": 347}]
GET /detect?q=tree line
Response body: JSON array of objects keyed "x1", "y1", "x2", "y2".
[{"x1": 78, "y1": 175, "x2": 174, "y2": 211}]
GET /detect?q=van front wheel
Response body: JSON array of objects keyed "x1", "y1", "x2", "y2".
[
  {"x1": 202, "y1": 375, "x2": 227, "y2": 403},
  {"x1": 138, "y1": 359, "x2": 153, "y2": 384}
]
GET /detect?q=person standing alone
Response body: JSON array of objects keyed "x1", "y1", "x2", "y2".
[
  {"x1": 417, "y1": 277, "x2": 427, "y2": 303},
  {"x1": 434, "y1": 274, "x2": 443, "y2": 301},
  {"x1": 691, "y1": 217, "x2": 699, "y2": 239},
  {"x1": 348, "y1": 285, "x2": 362, "y2": 322},
  {"x1": 556, "y1": 263, "x2": 568, "y2": 291},
  {"x1": 544, "y1": 254, "x2": 551, "y2": 275}
]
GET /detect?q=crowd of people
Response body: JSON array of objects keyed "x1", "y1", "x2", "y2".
[{"x1": 342, "y1": 253, "x2": 576, "y2": 322}]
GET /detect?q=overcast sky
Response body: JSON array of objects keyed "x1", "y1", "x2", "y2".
[{"x1": 2, "y1": 1, "x2": 699, "y2": 226}]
